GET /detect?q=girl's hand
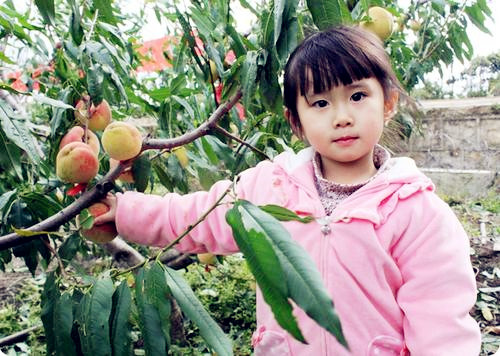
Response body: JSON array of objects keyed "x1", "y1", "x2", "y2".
[{"x1": 93, "y1": 193, "x2": 117, "y2": 224}]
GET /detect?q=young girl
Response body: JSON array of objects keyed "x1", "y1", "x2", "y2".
[{"x1": 95, "y1": 26, "x2": 480, "y2": 355}]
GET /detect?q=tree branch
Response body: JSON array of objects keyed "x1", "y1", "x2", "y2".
[
  {"x1": 141, "y1": 89, "x2": 242, "y2": 151},
  {"x1": 0, "y1": 324, "x2": 43, "y2": 348},
  {"x1": 214, "y1": 125, "x2": 270, "y2": 160},
  {"x1": 0, "y1": 89, "x2": 242, "y2": 251}
]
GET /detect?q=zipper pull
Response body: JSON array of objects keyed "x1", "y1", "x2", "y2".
[{"x1": 317, "y1": 216, "x2": 331, "y2": 236}]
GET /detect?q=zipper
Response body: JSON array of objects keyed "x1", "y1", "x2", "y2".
[{"x1": 317, "y1": 215, "x2": 332, "y2": 355}]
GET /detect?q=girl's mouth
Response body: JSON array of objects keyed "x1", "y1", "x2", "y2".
[{"x1": 333, "y1": 136, "x2": 357, "y2": 145}]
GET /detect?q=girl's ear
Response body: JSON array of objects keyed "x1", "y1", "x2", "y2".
[
  {"x1": 284, "y1": 108, "x2": 291, "y2": 121},
  {"x1": 284, "y1": 108, "x2": 303, "y2": 139},
  {"x1": 383, "y1": 90, "x2": 399, "y2": 123}
]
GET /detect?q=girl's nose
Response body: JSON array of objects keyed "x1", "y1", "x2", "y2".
[{"x1": 332, "y1": 107, "x2": 353, "y2": 128}]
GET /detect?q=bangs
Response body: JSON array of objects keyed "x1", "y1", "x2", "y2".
[{"x1": 295, "y1": 36, "x2": 383, "y2": 96}]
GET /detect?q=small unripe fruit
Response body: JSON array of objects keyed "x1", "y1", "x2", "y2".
[
  {"x1": 56, "y1": 142, "x2": 99, "y2": 183},
  {"x1": 209, "y1": 60, "x2": 219, "y2": 81},
  {"x1": 360, "y1": 6, "x2": 394, "y2": 41},
  {"x1": 80, "y1": 202, "x2": 117, "y2": 243},
  {"x1": 409, "y1": 20, "x2": 422, "y2": 32},
  {"x1": 197, "y1": 253, "x2": 217, "y2": 265},
  {"x1": 173, "y1": 147, "x2": 189, "y2": 168},
  {"x1": 102, "y1": 122, "x2": 142, "y2": 161},
  {"x1": 59, "y1": 126, "x2": 100, "y2": 155}
]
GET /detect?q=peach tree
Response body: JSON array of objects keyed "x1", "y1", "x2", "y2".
[{"x1": 0, "y1": 0, "x2": 492, "y2": 354}]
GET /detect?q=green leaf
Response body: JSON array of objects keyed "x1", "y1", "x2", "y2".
[
  {"x1": 226, "y1": 24, "x2": 247, "y2": 57},
  {"x1": 175, "y1": 8, "x2": 204, "y2": 73},
  {"x1": 200, "y1": 136, "x2": 219, "y2": 165},
  {"x1": 40, "y1": 273, "x2": 60, "y2": 354},
  {"x1": 110, "y1": 281, "x2": 132, "y2": 356},
  {"x1": 101, "y1": 64, "x2": 129, "y2": 109},
  {"x1": 261, "y1": 9, "x2": 274, "y2": 49},
  {"x1": 189, "y1": 4, "x2": 216, "y2": 34},
  {"x1": 240, "y1": 51, "x2": 259, "y2": 110},
  {"x1": 135, "y1": 267, "x2": 167, "y2": 356},
  {"x1": 258, "y1": 204, "x2": 313, "y2": 223},
  {"x1": 201, "y1": 135, "x2": 235, "y2": 167},
  {"x1": 306, "y1": 0, "x2": 352, "y2": 30},
  {"x1": 86, "y1": 65, "x2": 104, "y2": 106},
  {"x1": 58, "y1": 233, "x2": 82, "y2": 263},
  {"x1": 13, "y1": 228, "x2": 63, "y2": 237},
  {"x1": 77, "y1": 277, "x2": 114, "y2": 356},
  {"x1": 131, "y1": 154, "x2": 151, "y2": 192},
  {"x1": 54, "y1": 292, "x2": 78, "y2": 356},
  {"x1": 34, "y1": 0, "x2": 55, "y2": 26},
  {"x1": 165, "y1": 266, "x2": 233, "y2": 356},
  {"x1": 153, "y1": 161, "x2": 174, "y2": 192},
  {"x1": 23, "y1": 191, "x2": 63, "y2": 218},
  {"x1": 464, "y1": 3, "x2": 491, "y2": 34},
  {"x1": 50, "y1": 88, "x2": 73, "y2": 138},
  {"x1": 68, "y1": 0, "x2": 83, "y2": 45},
  {"x1": 226, "y1": 202, "x2": 305, "y2": 343},
  {"x1": 258, "y1": 57, "x2": 283, "y2": 114},
  {"x1": 274, "y1": 0, "x2": 286, "y2": 45},
  {"x1": 145, "y1": 263, "x2": 172, "y2": 346},
  {"x1": 0, "y1": 128, "x2": 22, "y2": 179},
  {"x1": 92, "y1": 0, "x2": 117, "y2": 25},
  {"x1": 276, "y1": 16, "x2": 299, "y2": 64},
  {"x1": 0, "y1": 51, "x2": 15, "y2": 64},
  {"x1": 0, "y1": 103, "x2": 42, "y2": 165},
  {"x1": 78, "y1": 209, "x2": 94, "y2": 230},
  {"x1": 149, "y1": 87, "x2": 172, "y2": 102},
  {"x1": 0, "y1": 190, "x2": 17, "y2": 216},
  {"x1": 33, "y1": 93, "x2": 75, "y2": 110},
  {"x1": 236, "y1": 200, "x2": 347, "y2": 347},
  {"x1": 172, "y1": 95, "x2": 195, "y2": 120},
  {"x1": 166, "y1": 154, "x2": 188, "y2": 193}
]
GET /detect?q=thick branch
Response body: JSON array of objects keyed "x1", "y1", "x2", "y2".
[
  {"x1": 0, "y1": 89, "x2": 242, "y2": 251},
  {"x1": 142, "y1": 89, "x2": 242, "y2": 150},
  {"x1": 103, "y1": 238, "x2": 146, "y2": 266},
  {"x1": 0, "y1": 324, "x2": 42, "y2": 347}
]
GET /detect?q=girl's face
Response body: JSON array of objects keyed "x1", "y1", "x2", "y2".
[{"x1": 295, "y1": 77, "x2": 397, "y2": 184}]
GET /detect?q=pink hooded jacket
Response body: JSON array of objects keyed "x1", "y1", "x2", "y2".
[{"x1": 115, "y1": 147, "x2": 480, "y2": 356}]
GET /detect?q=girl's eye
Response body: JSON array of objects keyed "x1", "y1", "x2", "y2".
[
  {"x1": 351, "y1": 92, "x2": 366, "y2": 102},
  {"x1": 313, "y1": 100, "x2": 329, "y2": 108}
]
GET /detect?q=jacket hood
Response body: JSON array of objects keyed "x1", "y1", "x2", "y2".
[{"x1": 272, "y1": 147, "x2": 435, "y2": 226}]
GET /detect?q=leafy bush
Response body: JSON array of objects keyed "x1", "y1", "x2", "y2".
[{"x1": 172, "y1": 254, "x2": 256, "y2": 355}]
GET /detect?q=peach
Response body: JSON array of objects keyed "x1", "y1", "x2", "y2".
[
  {"x1": 59, "y1": 126, "x2": 100, "y2": 155},
  {"x1": 197, "y1": 253, "x2": 217, "y2": 265},
  {"x1": 360, "y1": 6, "x2": 394, "y2": 41},
  {"x1": 56, "y1": 142, "x2": 99, "y2": 183},
  {"x1": 75, "y1": 99, "x2": 112, "y2": 131},
  {"x1": 88, "y1": 99, "x2": 112, "y2": 131},
  {"x1": 80, "y1": 202, "x2": 117, "y2": 243},
  {"x1": 102, "y1": 122, "x2": 142, "y2": 161},
  {"x1": 109, "y1": 158, "x2": 135, "y2": 183}
]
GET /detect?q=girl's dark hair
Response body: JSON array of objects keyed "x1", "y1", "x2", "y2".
[{"x1": 283, "y1": 25, "x2": 405, "y2": 136}]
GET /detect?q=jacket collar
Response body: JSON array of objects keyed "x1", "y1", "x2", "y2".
[{"x1": 272, "y1": 147, "x2": 434, "y2": 225}]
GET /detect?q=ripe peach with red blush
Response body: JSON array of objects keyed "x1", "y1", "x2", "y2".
[
  {"x1": 80, "y1": 202, "x2": 117, "y2": 243},
  {"x1": 56, "y1": 142, "x2": 99, "y2": 183},
  {"x1": 59, "y1": 126, "x2": 100, "y2": 155}
]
